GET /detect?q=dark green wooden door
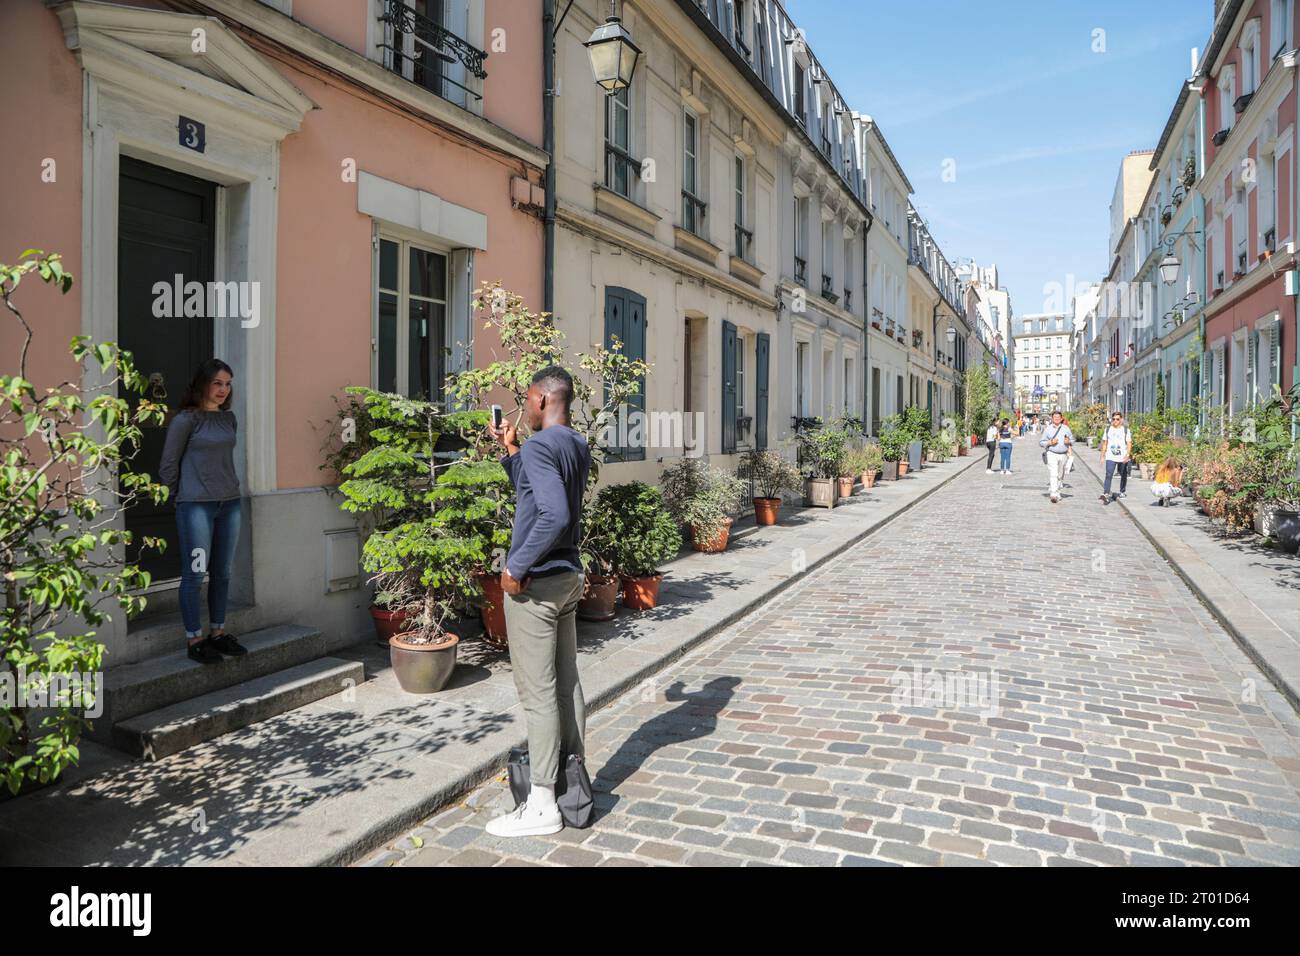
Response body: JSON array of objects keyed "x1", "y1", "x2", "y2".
[{"x1": 118, "y1": 156, "x2": 216, "y2": 582}]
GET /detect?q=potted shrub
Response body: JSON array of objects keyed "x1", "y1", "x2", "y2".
[
  {"x1": 338, "y1": 392, "x2": 492, "y2": 693},
  {"x1": 742, "y1": 449, "x2": 801, "y2": 525},
  {"x1": 595, "y1": 482, "x2": 682, "y2": 609},
  {"x1": 797, "y1": 424, "x2": 847, "y2": 507},
  {"x1": 843, "y1": 445, "x2": 880, "y2": 490},
  {"x1": 661, "y1": 457, "x2": 747, "y2": 552},
  {"x1": 878, "y1": 415, "x2": 908, "y2": 480},
  {"x1": 577, "y1": 502, "x2": 619, "y2": 622},
  {"x1": 902, "y1": 405, "x2": 932, "y2": 473}
]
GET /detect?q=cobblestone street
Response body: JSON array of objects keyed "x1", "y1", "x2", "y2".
[{"x1": 367, "y1": 452, "x2": 1300, "y2": 867}]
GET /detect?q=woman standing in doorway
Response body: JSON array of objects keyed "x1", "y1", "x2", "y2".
[{"x1": 158, "y1": 359, "x2": 247, "y2": 664}]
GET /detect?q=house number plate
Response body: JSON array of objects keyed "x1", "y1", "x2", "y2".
[{"x1": 178, "y1": 116, "x2": 206, "y2": 153}]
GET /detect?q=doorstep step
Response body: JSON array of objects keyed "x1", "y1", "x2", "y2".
[
  {"x1": 91, "y1": 625, "x2": 326, "y2": 745},
  {"x1": 113, "y1": 657, "x2": 366, "y2": 761}
]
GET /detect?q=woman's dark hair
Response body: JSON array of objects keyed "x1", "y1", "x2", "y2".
[{"x1": 181, "y1": 359, "x2": 235, "y2": 411}]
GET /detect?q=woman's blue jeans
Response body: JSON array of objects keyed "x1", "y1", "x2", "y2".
[
  {"x1": 999, "y1": 443, "x2": 1012, "y2": 471},
  {"x1": 176, "y1": 499, "x2": 241, "y2": 638}
]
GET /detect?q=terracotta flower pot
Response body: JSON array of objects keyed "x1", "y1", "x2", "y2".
[
  {"x1": 389, "y1": 630, "x2": 459, "y2": 694},
  {"x1": 370, "y1": 607, "x2": 412, "y2": 643},
  {"x1": 621, "y1": 573, "x2": 663, "y2": 610},
  {"x1": 861, "y1": 471, "x2": 876, "y2": 488},
  {"x1": 898, "y1": 460, "x2": 910, "y2": 477},
  {"x1": 692, "y1": 517, "x2": 734, "y2": 553},
  {"x1": 578, "y1": 573, "x2": 619, "y2": 622},
  {"x1": 475, "y1": 572, "x2": 509, "y2": 648},
  {"x1": 837, "y1": 476, "x2": 855, "y2": 497},
  {"x1": 753, "y1": 497, "x2": 781, "y2": 526}
]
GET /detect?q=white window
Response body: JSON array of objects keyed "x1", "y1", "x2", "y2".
[
  {"x1": 734, "y1": 155, "x2": 751, "y2": 260},
  {"x1": 1219, "y1": 66, "x2": 1236, "y2": 130},
  {"x1": 605, "y1": 86, "x2": 632, "y2": 198},
  {"x1": 1242, "y1": 23, "x2": 1259, "y2": 96},
  {"x1": 736, "y1": 336, "x2": 746, "y2": 420},
  {"x1": 1272, "y1": 0, "x2": 1293, "y2": 59},
  {"x1": 822, "y1": 220, "x2": 835, "y2": 287},
  {"x1": 376, "y1": 236, "x2": 448, "y2": 401},
  {"x1": 794, "y1": 198, "x2": 809, "y2": 284},
  {"x1": 683, "y1": 110, "x2": 702, "y2": 234},
  {"x1": 843, "y1": 356, "x2": 854, "y2": 414}
]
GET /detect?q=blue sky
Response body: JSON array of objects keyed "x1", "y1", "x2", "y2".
[{"x1": 787, "y1": 0, "x2": 1213, "y2": 316}]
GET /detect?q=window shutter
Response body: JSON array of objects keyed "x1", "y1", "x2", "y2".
[
  {"x1": 1247, "y1": 332, "x2": 1257, "y2": 405},
  {"x1": 722, "y1": 320, "x2": 737, "y2": 454},
  {"x1": 625, "y1": 290, "x2": 647, "y2": 461},
  {"x1": 1269, "y1": 321, "x2": 1281, "y2": 390},
  {"x1": 755, "y1": 332, "x2": 770, "y2": 450},
  {"x1": 605, "y1": 288, "x2": 645, "y2": 461}
]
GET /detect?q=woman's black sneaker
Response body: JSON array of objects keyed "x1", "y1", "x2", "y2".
[
  {"x1": 208, "y1": 633, "x2": 248, "y2": 657},
  {"x1": 187, "y1": 638, "x2": 222, "y2": 664}
]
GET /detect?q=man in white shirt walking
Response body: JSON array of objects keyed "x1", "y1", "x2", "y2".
[
  {"x1": 1039, "y1": 410, "x2": 1073, "y2": 504},
  {"x1": 1098, "y1": 410, "x2": 1131, "y2": 505}
]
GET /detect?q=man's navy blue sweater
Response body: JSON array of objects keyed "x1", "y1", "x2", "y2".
[{"x1": 502, "y1": 424, "x2": 590, "y2": 581}]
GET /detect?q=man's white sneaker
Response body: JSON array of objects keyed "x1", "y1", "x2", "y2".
[
  {"x1": 1050, "y1": 494, "x2": 1060, "y2": 503},
  {"x1": 485, "y1": 799, "x2": 563, "y2": 837},
  {"x1": 986, "y1": 469, "x2": 994, "y2": 474}
]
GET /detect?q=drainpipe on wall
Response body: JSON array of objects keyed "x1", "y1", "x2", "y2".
[
  {"x1": 862, "y1": 215, "x2": 872, "y2": 436},
  {"x1": 543, "y1": 0, "x2": 557, "y2": 314}
]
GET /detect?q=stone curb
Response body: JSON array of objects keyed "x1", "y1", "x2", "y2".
[{"x1": 314, "y1": 452, "x2": 984, "y2": 867}]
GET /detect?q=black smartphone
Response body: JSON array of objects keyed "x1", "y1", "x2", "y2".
[{"x1": 490, "y1": 404, "x2": 503, "y2": 429}]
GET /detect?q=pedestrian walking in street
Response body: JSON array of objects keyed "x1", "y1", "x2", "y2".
[
  {"x1": 1150, "y1": 456, "x2": 1184, "y2": 507},
  {"x1": 159, "y1": 359, "x2": 247, "y2": 664},
  {"x1": 998, "y1": 418, "x2": 1014, "y2": 474},
  {"x1": 1098, "y1": 410, "x2": 1132, "y2": 505},
  {"x1": 485, "y1": 366, "x2": 592, "y2": 838},
  {"x1": 1039, "y1": 409, "x2": 1074, "y2": 504},
  {"x1": 985, "y1": 421, "x2": 999, "y2": 473}
]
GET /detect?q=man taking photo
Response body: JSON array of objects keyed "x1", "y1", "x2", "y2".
[{"x1": 485, "y1": 366, "x2": 591, "y2": 837}]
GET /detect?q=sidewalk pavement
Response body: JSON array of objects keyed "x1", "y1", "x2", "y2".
[
  {"x1": 1075, "y1": 454, "x2": 1300, "y2": 712},
  {"x1": 0, "y1": 451, "x2": 981, "y2": 866}
]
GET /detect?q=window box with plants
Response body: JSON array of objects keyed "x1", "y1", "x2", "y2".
[
  {"x1": 661, "y1": 457, "x2": 748, "y2": 553},
  {"x1": 742, "y1": 448, "x2": 802, "y2": 525},
  {"x1": 592, "y1": 481, "x2": 682, "y2": 609}
]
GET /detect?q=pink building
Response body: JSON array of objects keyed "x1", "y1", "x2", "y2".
[
  {"x1": 1198, "y1": 0, "x2": 1299, "y2": 410},
  {"x1": 0, "y1": 0, "x2": 546, "y2": 670}
]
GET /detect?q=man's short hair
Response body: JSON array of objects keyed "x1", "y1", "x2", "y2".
[{"x1": 531, "y1": 365, "x2": 574, "y2": 407}]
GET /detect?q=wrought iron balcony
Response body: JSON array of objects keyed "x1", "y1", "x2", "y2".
[
  {"x1": 734, "y1": 224, "x2": 753, "y2": 260},
  {"x1": 821, "y1": 273, "x2": 837, "y2": 302},
  {"x1": 682, "y1": 190, "x2": 707, "y2": 236},
  {"x1": 794, "y1": 256, "x2": 807, "y2": 286},
  {"x1": 605, "y1": 142, "x2": 640, "y2": 199},
  {"x1": 380, "y1": 0, "x2": 487, "y2": 102}
]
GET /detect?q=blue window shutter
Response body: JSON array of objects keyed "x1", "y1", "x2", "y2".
[
  {"x1": 755, "y1": 332, "x2": 770, "y2": 450},
  {"x1": 604, "y1": 286, "x2": 646, "y2": 462},
  {"x1": 722, "y1": 320, "x2": 737, "y2": 454}
]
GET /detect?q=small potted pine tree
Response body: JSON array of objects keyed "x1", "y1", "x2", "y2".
[
  {"x1": 595, "y1": 482, "x2": 682, "y2": 610},
  {"x1": 338, "y1": 392, "x2": 490, "y2": 693}
]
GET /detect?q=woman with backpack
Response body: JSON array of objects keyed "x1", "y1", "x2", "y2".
[{"x1": 997, "y1": 418, "x2": 1014, "y2": 475}]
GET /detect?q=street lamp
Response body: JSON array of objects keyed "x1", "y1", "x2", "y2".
[
  {"x1": 1090, "y1": 347, "x2": 1100, "y2": 361},
  {"x1": 946, "y1": 326, "x2": 957, "y2": 344},
  {"x1": 1159, "y1": 253, "x2": 1180, "y2": 285},
  {"x1": 584, "y1": 0, "x2": 642, "y2": 94}
]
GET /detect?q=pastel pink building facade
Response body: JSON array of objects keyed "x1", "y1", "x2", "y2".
[
  {"x1": 0, "y1": 0, "x2": 547, "y2": 665},
  {"x1": 1198, "y1": 0, "x2": 1299, "y2": 410}
]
